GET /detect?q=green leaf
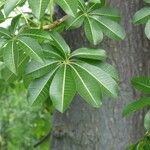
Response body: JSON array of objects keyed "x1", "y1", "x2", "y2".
[
  {"x1": 133, "y1": 7, "x2": 150, "y2": 24},
  {"x1": 91, "y1": 16, "x2": 126, "y2": 40},
  {"x1": 89, "y1": 7, "x2": 121, "y2": 21},
  {"x1": 65, "y1": 13, "x2": 85, "y2": 29},
  {"x1": 28, "y1": 69, "x2": 57, "y2": 105},
  {"x1": 144, "y1": 0, "x2": 150, "y2": 3},
  {"x1": 91, "y1": 62, "x2": 119, "y2": 81},
  {"x1": 18, "y1": 36, "x2": 43, "y2": 62},
  {"x1": 84, "y1": 17, "x2": 103, "y2": 45},
  {"x1": 49, "y1": 31, "x2": 70, "y2": 58},
  {"x1": 144, "y1": 111, "x2": 150, "y2": 131},
  {"x1": 145, "y1": 20, "x2": 150, "y2": 39},
  {"x1": 55, "y1": 0, "x2": 78, "y2": 17},
  {"x1": 2, "y1": 52, "x2": 29, "y2": 82},
  {"x1": 25, "y1": 60, "x2": 59, "y2": 78},
  {"x1": 0, "y1": 11, "x2": 4, "y2": 22},
  {"x1": 50, "y1": 65, "x2": 76, "y2": 112},
  {"x1": 70, "y1": 64, "x2": 102, "y2": 107},
  {"x1": 71, "y1": 48, "x2": 107, "y2": 60},
  {"x1": 0, "y1": 27, "x2": 11, "y2": 38},
  {"x1": 4, "y1": 0, "x2": 20, "y2": 16},
  {"x1": 28, "y1": 0, "x2": 50, "y2": 19},
  {"x1": 122, "y1": 97, "x2": 150, "y2": 117},
  {"x1": 9, "y1": 14, "x2": 22, "y2": 33},
  {"x1": 3, "y1": 41, "x2": 18, "y2": 74},
  {"x1": 19, "y1": 29, "x2": 52, "y2": 40},
  {"x1": 131, "y1": 76, "x2": 150, "y2": 93},
  {"x1": 75, "y1": 61, "x2": 118, "y2": 97},
  {"x1": 42, "y1": 43, "x2": 64, "y2": 60}
]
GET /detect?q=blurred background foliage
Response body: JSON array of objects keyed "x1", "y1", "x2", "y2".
[{"x1": 0, "y1": 63, "x2": 52, "y2": 150}]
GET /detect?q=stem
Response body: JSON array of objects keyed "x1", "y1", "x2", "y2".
[
  {"x1": 43, "y1": 15, "x2": 68, "y2": 30},
  {"x1": 50, "y1": 0, "x2": 54, "y2": 22}
]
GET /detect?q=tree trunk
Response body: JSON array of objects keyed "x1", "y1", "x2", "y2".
[{"x1": 51, "y1": 0, "x2": 150, "y2": 150}]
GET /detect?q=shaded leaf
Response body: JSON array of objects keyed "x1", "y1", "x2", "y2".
[
  {"x1": 133, "y1": 7, "x2": 150, "y2": 24},
  {"x1": 123, "y1": 97, "x2": 150, "y2": 117},
  {"x1": 55, "y1": 0, "x2": 78, "y2": 17},
  {"x1": 145, "y1": 19, "x2": 150, "y2": 39},
  {"x1": 131, "y1": 76, "x2": 150, "y2": 93},
  {"x1": 28, "y1": 0, "x2": 50, "y2": 19}
]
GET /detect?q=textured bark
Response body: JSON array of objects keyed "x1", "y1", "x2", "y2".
[{"x1": 51, "y1": 0, "x2": 150, "y2": 150}]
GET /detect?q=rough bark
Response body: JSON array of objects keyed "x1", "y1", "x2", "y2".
[{"x1": 51, "y1": 0, "x2": 150, "y2": 150}]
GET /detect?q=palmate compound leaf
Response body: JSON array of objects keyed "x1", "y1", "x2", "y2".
[
  {"x1": 28, "y1": 0, "x2": 50, "y2": 19},
  {"x1": 0, "y1": 27, "x2": 11, "y2": 39},
  {"x1": 55, "y1": 0, "x2": 78, "y2": 17},
  {"x1": 24, "y1": 33, "x2": 118, "y2": 112},
  {"x1": 122, "y1": 97, "x2": 150, "y2": 117},
  {"x1": 131, "y1": 76, "x2": 150, "y2": 93},
  {"x1": 50, "y1": 64, "x2": 76, "y2": 112}
]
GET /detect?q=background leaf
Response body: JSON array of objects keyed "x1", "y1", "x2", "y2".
[
  {"x1": 123, "y1": 97, "x2": 150, "y2": 117},
  {"x1": 28, "y1": 0, "x2": 50, "y2": 19},
  {"x1": 131, "y1": 76, "x2": 150, "y2": 93}
]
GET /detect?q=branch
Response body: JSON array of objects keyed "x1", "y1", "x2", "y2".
[
  {"x1": 33, "y1": 131, "x2": 51, "y2": 148},
  {"x1": 43, "y1": 15, "x2": 68, "y2": 30}
]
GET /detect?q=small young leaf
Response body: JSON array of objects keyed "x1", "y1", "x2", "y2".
[
  {"x1": 145, "y1": 19, "x2": 150, "y2": 39},
  {"x1": 131, "y1": 76, "x2": 150, "y2": 93},
  {"x1": 91, "y1": 16, "x2": 126, "y2": 40},
  {"x1": 28, "y1": 0, "x2": 50, "y2": 19},
  {"x1": 50, "y1": 65, "x2": 76, "y2": 112},
  {"x1": 144, "y1": 111, "x2": 150, "y2": 131},
  {"x1": 133, "y1": 7, "x2": 150, "y2": 24},
  {"x1": 71, "y1": 48, "x2": 107, "y2": 60},
  {"x1": 84, "y1": 17, "x2": 103, "y2": 45},
  {"x1": 55, "y1": 0, "x2": 78, "y2": 17},
  {"x1": 122, "y1": 97, "x2": 150, "y2": 117}
]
